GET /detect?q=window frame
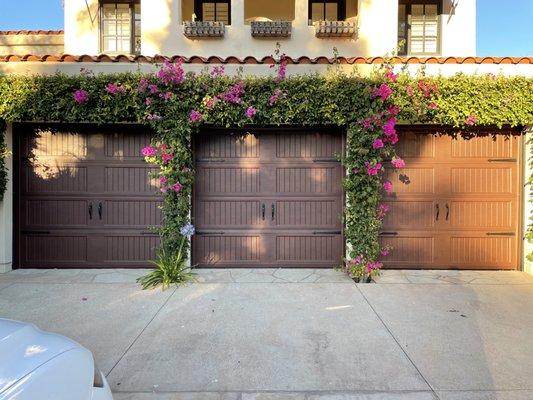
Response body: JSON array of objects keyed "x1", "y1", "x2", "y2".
[
  {"x1": 308, "y1": 0, "x2": 346, "y2": 23},
  {"x1": 398, "y1": 0, "x2": 442, "y2": 56},
  {"x1": 194, "y1": 0, "x2": 231, "y2": 25},
  {"x1": 99, "y1": 0, "x2": 141, "y2": 55}
]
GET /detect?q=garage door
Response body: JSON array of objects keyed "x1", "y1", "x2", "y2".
[
  {"x1": 193, "y1": 129, "x2": 345, "y2": 268},
  {"x1": 381, "y1": 128, "x2": 521, "y2": 270},
  {"x1": 16, "y1": 125, "x2": 161, "y2": 268}
]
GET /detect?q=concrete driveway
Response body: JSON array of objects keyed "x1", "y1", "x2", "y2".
[{"x1": 0, "y1": 268, "x2": 532, "y2": 400}]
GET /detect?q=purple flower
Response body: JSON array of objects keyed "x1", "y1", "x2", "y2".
[
  {"x1": 365, "y1": 161, "x2": 382, "y2": 176},
  {"x1": 180, "y1": 223, "x2": 195, "y2": 237},
  {"x1": 141, "y1": 146, "x2": 157, "y2": 157},
  {"x1": 275, "y1": 54, "x2": 288, "y2": 82},
  {"x1": 465, "y1": 115, "x2": 477, "y2": 126},
  {"x1": 391, "y1": 157, "x2": 406, "y2": 169},
  {"x1": 268, "y1": 88, "x2": 283, "y2": 106},
  {"x1": 159, "y1": 176, "x2": 168, "y2": 192},
  {"x1": 157, "y1": 59, "x2": 185, "y2": 85},
  {"x1": 372, "y1": 138, "x2": 384, "y2": 149},
  {"x1": 383, "y1": 180, "x2": 393, "y2": 193},
  {"x1": 105, "y1": 83, "x2": 124, "y2": 95},
  {"x1": 382, "y1": 118, "x2": 396, "y2": 137},
  {"x1": 148, "y1": 84, "x2": 159, "y2": 94},
  {"x1": 160, "y1": 91, "x2": 173, "y2": 101},
  {"x1": 189, "y1": 110, "x2": 203, "y2": 123},
  {"x1": 245, "y1": 106, "x2": 257, "y2": 119},
  {"x1": 210, "y1": 66, "x2": 225, "y2": 77},
  {"x1": 138, "y1": 78, "x2": 149, "y2": 93},
  {"x1": 172, "y1": 182, "x2": 183, "y2": 193},
  {"x1": 220, "y1": 81, "x2": 245, "y2": 104},
  {"x1": 73, "y1": 89, "x2": 89, "y2": 104},
  {"x1": 161, "y1": 152, "x2": 173, "y2": 163}
]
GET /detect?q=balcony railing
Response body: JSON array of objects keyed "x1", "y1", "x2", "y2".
[
  {"x1": 314, "y1": 20, "x2": 357, "y2": 38},
  {"x1": 183, "y1": 21, "x2": 226, "y2": 38},
  {"x1": 250, "y1": 21, "x2": 292, "y2": 38}
]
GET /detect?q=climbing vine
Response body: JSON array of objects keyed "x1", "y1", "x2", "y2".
[{"x1": 0, "y1": 61, "x2": 531, "y2": 277}]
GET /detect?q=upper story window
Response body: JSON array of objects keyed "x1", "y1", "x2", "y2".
[
  {"x1": 194, "y1": 0, "x2": 231, "y2": 25},
  {"x1": 309, "y1": 0, "x2": 346, "y2": 23},
  {"x1": 100, "y1": 0, "x2": 141, "y2": 54},
  {"x1": 398, "y1": 0, "x2": 441, "y2": 56}
]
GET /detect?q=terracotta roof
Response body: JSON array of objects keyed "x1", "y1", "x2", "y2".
[
  {"x1": 0, "y1": 30, "x2": 64, "y2": 35},
  {"x1": 0, "y1": 54, "x2": 532, "y2": 64}
]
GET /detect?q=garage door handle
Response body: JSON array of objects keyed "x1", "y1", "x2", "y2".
[
  {"x1": 488, "y1": 158, "x2": 516, "y2": 162},
  {"x1": 98, "y1": 202, "x2": 103, "y2": 220},
  {"x1": 445, "y1": 203, "x2": 449, "y2": 221},
  {"x1": 313, "y1": 159, "x2": 338, "y2": 163},
  {"x1": 21, "y1": 230, "x2": 51, "y2": 234},
  {"x1": 271, "y1": 204, "x2": 275, "y2": 220},
  {"x1": 312, "y1": 231, "x2": 341, "y2": 234},
  {"x1": 435, "y1": 204, "x2": 439, "y2": 221},
  {"x1": 486, "y1": 232, "x2": 515, "y2": 236},
  {"x1": 261, "y1": 203, "x2": 265, "y2": 220},
  {"x1": 380, "y1": 231, "x2": 398, "y2": 236},
  {"x1": 88, "y1": 203, "x2": 93, "y2": 220}
]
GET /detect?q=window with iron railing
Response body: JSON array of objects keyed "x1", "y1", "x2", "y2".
[
  {"x1": 194, "y1": 0, "x2": 231, "y2": 25},
  {"x1": 100, "y1": 0, "x2": 141, "y2": 54},
  {"x1": 398, "y1": 0, "x2": 441, "y2": 56}
]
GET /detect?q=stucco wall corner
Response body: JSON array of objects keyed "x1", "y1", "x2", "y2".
[{"x1": 522, "y1": 126, "x2": 533, "y2": 275}]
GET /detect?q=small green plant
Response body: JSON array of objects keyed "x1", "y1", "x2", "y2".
[{"x1": 137, "y1": 224, "x2": 197, "y2": 290}]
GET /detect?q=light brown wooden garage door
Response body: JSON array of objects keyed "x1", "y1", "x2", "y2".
[
  {"x1": 16, "y1": 124, "x2": 161, "y2": 268},
  {"x1": 193, "y1": 129, "x2": 345, "y2": 268},
  {"x1": 381, "y1": 128, "x2": 522, "y2": 270}
]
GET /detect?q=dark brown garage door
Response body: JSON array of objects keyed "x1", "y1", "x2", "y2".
[
  {"x1": 193, "y1": 129, "x2": 345, "y2": 268},
  {"x1": 16, "y1": 124, "x2": 161, "y2": 268},
  {"x1": 381, "y1": 128, "x2": 521, "y2": 270}
]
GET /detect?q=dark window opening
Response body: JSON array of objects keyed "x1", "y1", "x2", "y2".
[
  {"x1": 194, "y1": 0, "x2": 231, "y2": 25},
  {"x1": 309, "y1": 0, "x2": 346, "y2": 23},
  {"x1": 398, "y1": 0, "x2": 441, "y2": 56}
]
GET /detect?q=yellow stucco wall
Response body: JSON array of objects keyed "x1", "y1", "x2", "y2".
[{"x1": 0, "y1": 34, "x2": 64, "y2": 55}]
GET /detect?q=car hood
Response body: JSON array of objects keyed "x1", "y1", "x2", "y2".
[{"x1": 0, "y1": 319, "x2": 81, "y2": 394}]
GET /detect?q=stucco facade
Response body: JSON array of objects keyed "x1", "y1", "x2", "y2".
[{"x1": 63, "y1": 0, "x2": 476, "y2": 58}]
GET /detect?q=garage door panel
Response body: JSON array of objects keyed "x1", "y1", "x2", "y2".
[
  {"x1": 449, "y1": 200, "x2": 515, "y2": 229},
  {"x1": 194, "y1": 235, "x2": 262, "y2": 265},
  {"x1": 384, "y1": 167, "x2": 436, "y2": 195},
  {"x1": 451, "y1": 135, "x2": 518, "y2": 159},
  {"x1": 103, "y1": 200, "x2": 162, "y2": 227},
  {"x1": 275, "y1": 132, "x2": 343, "y2": 159},
  {"x1": 395, "y1": 132, "x2": 436, "y2": 159},
  {"x1": 379, "y1": 235, "x2": 436, "y2": 265},
  {"x1": 22, "y1": 130, "x2": 88, "y2": 159},
  {"x1": 23, "y1": 199, "x2": 89, "y2": 228},
  {"x1": 104, "y1": 235, "x2": 159, "y2": 264},
  {"x1": 276, "y1": 199, "x2": 342, "y2": 228},
  {"x1": 197, "y1": 132, "x2": 260, "y2": 159},
  {"x1": 275, "y1": 235, "x2": 342, "y2": 263},
  {"x1": 195, "y1": 200, "x2": 262, "y2": 228},
  {"x1": 450, "y1": 235, "x2": 516, "y2": 268},
  {"x1": 276, "y1": 167, "x2": 342, "y2": 195},
  {"x1": 382, "y1": 201, "x2": 436, "y2": 230},
  {"x1": 450, "y1": 167, "x2": 516, "y2": 195},
  {"x1": 104, "y1": 166, "x2": 159, "y2": 194},
  {"x1": 23, "y1": 164, "x2": 88, "y2": 194},
  {"x1": 105, "y1": 131, "x2": 154, "y2": 159},
  {"x1": 23, "y1": 235, "x2": 88, "y2": 264},
  {"x1": 196, "y1": 167, "x2": 261, "y2": 195}
]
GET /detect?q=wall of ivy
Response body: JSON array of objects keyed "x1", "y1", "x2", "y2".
[{"x1": 0, "y1": 63, "x2": 531, "y2": 274}]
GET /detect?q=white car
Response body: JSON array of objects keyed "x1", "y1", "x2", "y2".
[{"x1": 0, "y1": 319, "x2": 112, "y2": 400}]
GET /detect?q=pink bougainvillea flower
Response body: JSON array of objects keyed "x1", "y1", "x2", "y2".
[
  {"x1": 391, "y1": 157, "x2": 406, "y2": 169},
  {"x1": 373, "y1": 83, "x2": 393, "y2": 101},
  {"x1": 377, "y1": 203, "x2": 390, "y2": 220},
  {"x1": 141, "y1": 146, "x2": 157, "y2": 157},
  {"x1": 105, "y1": 83, "x2": 124, "y2": 95},
  {"x1": 465, "y1": 115, "x2": 477, "y2": 125},
  {"x1": 382, "y1": 117, "x2": 396, "y2": 136},
  {"x1": 380, "y1": 248, "x2": 390, "y2": 257},
  {"x1": 159, "y1": 176, "x2": 168, "y2": 192},
  {"x1": 73, "y1": 89, "x2": 89, "y2": 104},
  {"x1": 365, "y1": 161, "x2": 382, "y2": 176},
  {"x1": 366, "y1": 261, "x2": 383, "y2": 273},
  {"x1": 145, "y1": 97, "x2": 153, "y2": 106},
  {"x1": 210, "y1": 66, "x2": 225, "y2": 77},
  {"x1": 245, "y1": 106, "x2": 257, "y2": 119},
  {"x1": 275, "y1": 54, "x2": 288, "y2": 82},
  {"x1": 384, "y1": 69, "x2": 398, "y2": 82},
  {"x1": 268, "y1": 88, "x2": 283, "y2": 106},
  {"x1": 406, "y1": 85, "x2": 414, "y2": 97},
  {"x1": 138, "y1": 78, "x2": 149, "y2": 93},
  {"x1": 189, "y1": 110, "x2": 203, "y2": 122},
  {"x1": 387, "y1": 133, "x2": 399, "y2": 145},
  {"x1": 361, "y1": 118, "x2": 372, "y2": 129},
  {"x1": 161, "y1": 91, "x2": 173, "y2": 101},
  {"x1": 418, "y1": 79, "x2": 431, "y2": 98},
  {"x1": 146, "y1": 113, "x2": 162, "y2": 121},
  {"x1": 387, "y1": 105, "x2": 400, "y2": 116},
  {"x1": 157, "y1": 59, "x2": 185, "y2": 85},
  {"x1": 429, "y1": 101, "x2": 439, "y2": 110},
  {"x1": 383, "y1": 180, "x2": 393, "y2": 193},
  {"x1": 148, "y1": 84, "x2": 159, "y2": 94},
  {"x1": 161, "y1": 152, "x2": 173, "y2": 163},
  {"x1": 172, "y1": 182, "x2": 183, "y2": 193},
  {"x1": 372, "y1": 138, "x2": 384, "y2": 149},
  {"x1": 220, "y1": 81, "x2": 245, "y2": 104}
]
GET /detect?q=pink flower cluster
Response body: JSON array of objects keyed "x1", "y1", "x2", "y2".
[
  {"x1": 418, "y1": 79, "x2": 438, "y2": 98},
  {"x1": 189, "y1": 110, "x2": 203, "y2": 122},
  {"x1": 141, "y1": 146, "x2": 157, "y2": 157},
  {"x1": 245, "y1": 106, "x2": 257, "y2": 119},
  {"x1": 158, "y1": 176, "x2": 183, "y2": 194},
  {"x1": 73, "y1": 89, "x2": 89, "y2": 104},
  {"x1": 384, "y1": 68, "x2": 398, "y2": 82},
  {"x1": 373, "y1": 83, "x2": 393, "y2": 101},
  {"x1": 268, "y1": 88, "x2": 284, "y2": 106},
  {"x1": 276, "y1": 54, "x2": 288, "y2": 82},
  {"x1": 377, "y1": 203, "x2": 390, "y2": 219},
  {"x1": 465, "y1": 115, "x2": 477, "y2": 125},
  {"x1": 220, "y1": 81, "x2": 245, "y2": 104},
  {"x1": 210, "y1": 66, "x2": 225, "y2": 77},
  {"x1": 105, "y1": 83, "x2": 125, "y2": 96},
  {"x1": 157, "y1": 59, "x2": 185, "y2": 85},
  {"x1": 365, "y1": 161, "x2": 382, "y2": 176},
  {"x1": 391, "y1": 157, "x2": 405, "y2": 169},
  {"x1": 382, "y1": 180, "x2": 393, "y2": 193},
  {"x1": 366, "y1": 261, "x2": 382, "y2": 273}
]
